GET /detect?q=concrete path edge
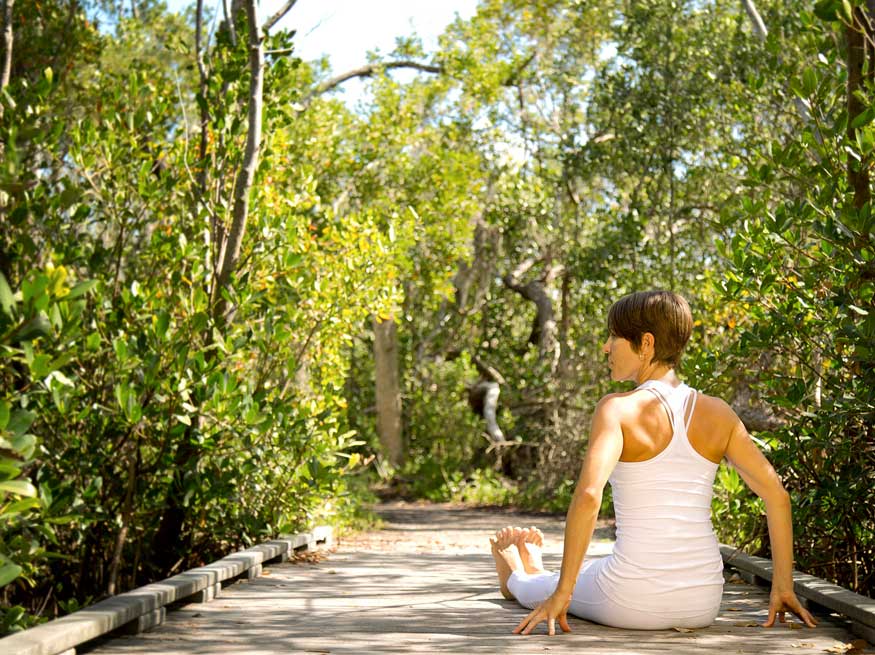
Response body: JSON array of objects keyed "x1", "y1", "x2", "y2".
[
  {"x1": 0, "y1": 526, "x2": 333, "y2": 655},
  {"x1": 720, "y1": 543, "x2": 875, "y2": 642}
]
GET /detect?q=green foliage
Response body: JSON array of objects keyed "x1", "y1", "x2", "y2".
[
  {"x1": 0, "y1": 268, "x2": 87, "y2": 631},
  {"x1": 712, "y1": 7, "x2": 875, "y2": 593},
  {"x1": 0, "y1": 0, "x2": 396, "y2": 630},
  {"x1": 2, "y1": 0, "x2": 874, "y2": 630}
]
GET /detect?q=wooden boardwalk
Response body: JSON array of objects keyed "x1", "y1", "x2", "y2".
[{"x1": 84, "y1": 502, "x2": 867, "y2": 654}]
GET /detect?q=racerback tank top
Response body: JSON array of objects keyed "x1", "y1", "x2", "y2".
[{"x1": 599, "y1": 379, "x2": 725, "y2": 615}]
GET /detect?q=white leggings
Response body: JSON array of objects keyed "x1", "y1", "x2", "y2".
[{"x1": 507, "y1": 558, "x2": 720, "y2": 630}]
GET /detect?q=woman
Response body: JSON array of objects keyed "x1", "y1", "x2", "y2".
[{"x1": 490, "y1": 290, "x2": 817, "y2": 635}]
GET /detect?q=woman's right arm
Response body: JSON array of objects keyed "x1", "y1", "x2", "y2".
[{"x1": 722, "y1": 409, "x2": 817, "y2": 628}]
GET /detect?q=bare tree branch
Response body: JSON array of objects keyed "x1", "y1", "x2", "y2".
[
  {"x1": 222, "y1": 0, "x2": 237, "y2": 47},
  {"x1": 263, "y1": 0, "x2": 297, "y2": 33},
  {"x1": 195, "y1": 0, "x2": 206, "y2": 82},
  {"x1": 501, "y1": 49, "x2": 537, "y2": 87},
  {"x1": 214, "y1": 0, "x2": 265, "y2": 320},
  {"x1": 1, "y1": 0, "x2": 14, "y2": 100},
  {"x1": 314, "y1": 60, "x2": 444, "y2": 96},
  {"x1": 468, "y1": 381, "x2": 505, "y2": 442},
  {"x1": 502, "y1": 262, "x2": 560, "y2": 370},
  {"x1": 740, "y1": 0, "x2": 767, "y2": 39},
  {"x1": 741, "y1": 0, "x2": 816, "y2": 130},
  {"x1": 299, "y1": 50, "x2": 535, "y2": 112}
]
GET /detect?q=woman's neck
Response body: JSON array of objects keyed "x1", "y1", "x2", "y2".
[{"x1": 635, "y1": 365, "x2": 678, "y2": 386}]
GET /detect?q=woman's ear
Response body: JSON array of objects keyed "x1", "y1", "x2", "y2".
[{"x1": 641, "y1": 332, "x2": 655, "y2": 357}]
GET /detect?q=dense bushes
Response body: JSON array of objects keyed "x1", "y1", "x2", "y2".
[
  {"x1": 0, "y1": 3, "x2": 393, "y2": 631},
  {"x1": 709, "y1": 5, "x2": 875, "y2": 593},
  {"x1": 2, "y1": 1, "x2": 873, "y2": 634}
]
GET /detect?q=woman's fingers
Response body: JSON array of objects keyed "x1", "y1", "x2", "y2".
[
  {"x1": 789, "y1": 599, "x2": 819, "y2": 628},
  {"x1": 763, "y1": 604, "x2": 777, "y2": 628},
  {"x1": 799, "y1": 606, "x2": 819, "y2": 628},
  {"x1": 513, "y1": 608, "x2": 540, "y2": 634},
  {"x1": 512, "y1": 597, "x2": 572, "y2": 636},
  {"x1": 764, "y1": 595, "x2": 819, "y2": 629},
  {"x1": 560, "y1": 612, "x2": 572, "y2": 633},
  {"x1": 522, "y1": 609, "x2": 545, "y2": 635},
  {"x1": 521, "y1": 612, "x2": 543, "y2": 635}
]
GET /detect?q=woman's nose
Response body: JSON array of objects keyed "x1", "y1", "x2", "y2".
[{"x1": 601, "y1": 340, "x2": 609, "y2": 353}]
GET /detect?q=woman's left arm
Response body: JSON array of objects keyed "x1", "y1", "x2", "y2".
[{"x1": 514, "y1": 395, "x2": 625, "y2": 636}]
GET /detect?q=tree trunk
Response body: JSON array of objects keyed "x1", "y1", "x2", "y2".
[
  {"x1": 556, "y1": 268, "x2": 572, "y2": 380},
  {"x1": 214, "y1": 0, "x2": 264, "y2": 321},
  {"x1": 0, "y1": 0, "x2": 13, "y2": 120},
  {"x1": 467, "y1": 380, "x2": 504, "y2": 442},
  {"x1": 373, "y1": 315, "x2": 403, "y2": 466},
  {"x1": 153, "y1": 0, "x2": 264, "y2": 571},
  {"x1": 847, "y1": 6, "x2": 875, "y2": 209},
  {"x1": 107, "y1": 445, "x2": 138, "y2": 595},
  {"x1": 502, "y1": 258, "x2": 560, "y2": 373}
]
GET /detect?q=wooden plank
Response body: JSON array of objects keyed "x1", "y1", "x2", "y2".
[
  {"x1": 0, "y1": 528, "x2": 332, "y2": 655},
  {"x1": 721, "y1": 543, "x2": 875, "y2": 641}
]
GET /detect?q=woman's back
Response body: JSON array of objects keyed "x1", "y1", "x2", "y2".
[
  {"x1": 508, "y1": 291, "x2": 817, "y2": 636},
  {"x1": 599, "y1": 379, "x2": 725, "y2": 617}
]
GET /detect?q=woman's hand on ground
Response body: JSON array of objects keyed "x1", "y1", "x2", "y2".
[
  {"x1": 513, "y1": 591, "x2": 572, "y2": 636},
  {"x1": 763, "y1": 588, "x2": 818, "y2": 628}
]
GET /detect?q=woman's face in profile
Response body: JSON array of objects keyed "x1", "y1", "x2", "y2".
[{"x1": 602, "y1": 334, "x2": 640, "y2": 382}]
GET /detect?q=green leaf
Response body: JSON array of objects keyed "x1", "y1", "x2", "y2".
[
  {"x1": 66, "y1": 279, "x2": 97, "y2": 300},
  {"x1": 0, "y1": 400, "x2": 9, "y2": 431},
  {"x1": 801, "y1": 68, "x2": 817, "y2": 95},
  {"x1": 0, "y1": 562, "x2": 22, "y2": 588},
  {"x1": 0, "y1": 480, "x2": 38, "y2": 497},
  {"x1": 11, "y1": 314, "x2": 52, "y2": 342},
  {"x1": 113, "y1": 338, "x2": 128, "y2": 362},
  {"x1": 30, "y1": 353, "x2": 53, "y2": 378},
  {"x1": 0, "y1": 272, "x2": 13, "y2": 316},
  {"x1": 11, "y1": 433, "x2": 36, "y2": 459},
  {"x1": 841, "y1": 0, "x2": 854, "y2": 22},
  {"x1": 154, "y1": 311, "x2": 170, "y2": 339},
  {"x1": 6, "y1": 410, "x2": 35, "y2": 438},
  {"x1": 813, "y1": 0, "x2": 841, "y2": 21},
  {"x1": 1, "y1": 497, "x2": 40, "y2": 517},
  {"x1": 114, "y1": 384, "x2": 141, "y2": 422}
]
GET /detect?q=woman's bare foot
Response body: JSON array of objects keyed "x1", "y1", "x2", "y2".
[
  {"x1": 490, "y1": 526, "x2": 525, "y2": 600},
  {"x1": 516, "y1": 527, "x2": 546, "y2": 574}
]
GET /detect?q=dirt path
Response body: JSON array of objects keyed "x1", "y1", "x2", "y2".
[
  {"x1": 85, "y1": 501, "x2": 864, "y2": 655},
  {"x1": 338, "y1": 499, "x2": 614, "y2": 556}
]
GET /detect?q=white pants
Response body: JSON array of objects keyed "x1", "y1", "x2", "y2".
[{"x1": 507, "y1": 558, "x2": 720, "y2": 630}]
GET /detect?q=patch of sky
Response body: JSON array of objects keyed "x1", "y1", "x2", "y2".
[{"x1": 158, "y1": 0, "x2": 480, "y2": 110}]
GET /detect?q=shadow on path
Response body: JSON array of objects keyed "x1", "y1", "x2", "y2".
[{"x1": 84, "y1": 502, "x2": 860, "y2": 655}]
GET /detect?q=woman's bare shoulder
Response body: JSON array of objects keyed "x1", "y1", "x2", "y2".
[
  {"x1": 692, "y1": 391, "x2": 740, "y2": 428},
  {"x1": 594, "y1": 388, "x2": 655, "y2": 419},
  {"x1": 592, "y1": 390, "x2": 640, "y2": 416}
]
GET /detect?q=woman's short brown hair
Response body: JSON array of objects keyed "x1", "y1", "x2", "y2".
[{"x1": 607, "y1": 290, "x2": 693, "y2": 368}]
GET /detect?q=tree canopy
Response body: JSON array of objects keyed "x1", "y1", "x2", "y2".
[{"x1": 0, "y1": 0, "x2": 872, "y2": 632}]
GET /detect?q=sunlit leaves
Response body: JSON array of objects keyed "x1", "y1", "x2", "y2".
[{"x1": 715, "y1": 4, "x2": 875, "y2": 594}]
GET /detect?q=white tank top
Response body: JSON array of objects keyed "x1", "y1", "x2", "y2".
[{"x1": 598, "y1": 379, "x2": 725, "y2": 615}]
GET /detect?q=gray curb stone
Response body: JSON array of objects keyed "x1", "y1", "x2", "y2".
[
  {"x1": 0, "y1": 527, "x2": 332, "y2": 655},
  {"x1": 720, "y1": 543, "x2": 875, "y2": 642}
]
